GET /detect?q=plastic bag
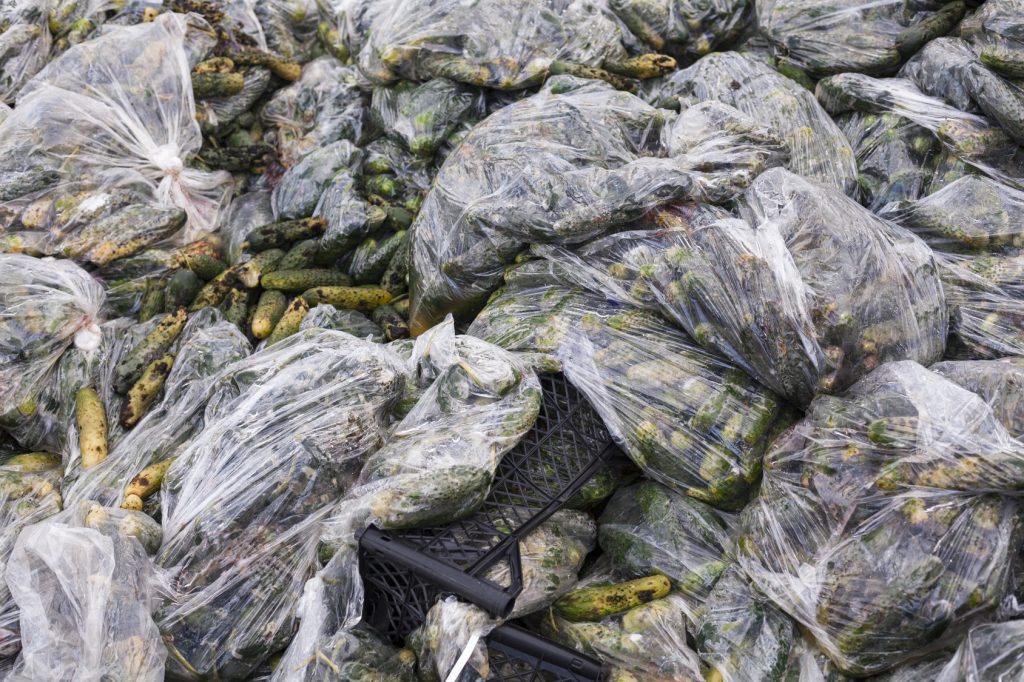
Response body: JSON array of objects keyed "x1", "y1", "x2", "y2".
[
  {"x1": 223, "y1": 190, "x2": 274, "y2": 265},
  {"x1": 938, "y1": 253, "x2": 1024, "y2": 360},
  {"x1": 370, "y1": 78, "x2": 480, "y2": 158},
  {"x1": 409, "y1": 76, "x2": 787, "y2": 334},
  {"x1": 932, "y1": 358, "x2": 1024, "y2": 439},
  {"x1": 0, "y1": 452, "x2": 62, "y2": 660},
  {"x1": 835, "y1": 111, "x2": 941, "y2": 211},
  {"x1": 934, "y1": 619, "x2": 1024, "y2": 682},
  {"x1": 0, "y1": 13, "x2": 233, "y2": 255},
  {"x1": 358, "y1": 0, "x2": 640, "y2": 90},
  {"x1": 272, "y1": 139, "x2": 362, "y2": 220},
  {"x1": 301, "y1": 304, "x2": 383, "y2": 341},
  {"x1": 409, "y1": 597, "x2": 496, "y2": 682},
  {"x1": 541, "y1": 575, "x2": 702, "y2": 681},
  {"x1": 647, "y1": 51, "x2": 859, "y2": 193},
  {"x1": 155, "y1": 328, "x2": 406, "y2": 680},
  {"x1": 816, "y1": 72, "x2": 1024, "y2": 189},
  {"x1": 314, "y1": 0, "x2": 386, "y2": 62},
  {"x1": 60, "y1": 308, "x2": 251, "y2": 508},
  {"x1": 5, "y1": 502, "x2": 167, "y2": 682},
  {"x1": 960, "y1": 0, "x2": 1024, "y2": 80},
  {"x1": 756, "y1": 0, "x2": 966, "y2": 77},
  {"x1": 0, "y1": 254, "x2": 104, "y2": 423},
  {"x1": 737, "y1": 360, "x2": 1024, "y2": 675},
  {"x1": 608, "y1": 0, "x2": 750, "y2": 59},
  {"x1": 470, "y1": 257, "x2": 793, "y2": 510},
  {"x1": 0, "y1": 0, "x2": 51, "y2": 105},
  {"x1": 261, "y1": 56, "x2": 366, "y2": 167},
  {"x1": 253, "y1": 0, "x2": 318, "y2": 62},
  {"x1": 881, "y1": 175, "x2": 1024, "y2": 253},
  {"x1": 694, "y1": 565, "x2": 796, "y2": 682}
]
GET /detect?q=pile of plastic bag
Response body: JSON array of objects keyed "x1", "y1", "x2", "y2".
[{"x1": 0, "y1": 0, "x2": 1023, "y2": 680}]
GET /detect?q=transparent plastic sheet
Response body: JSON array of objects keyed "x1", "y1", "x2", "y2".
[
  {"x1": 532, "y1": 168, "x2": 948, "y2": 407},
  {"x1": 0, "y1": 0, "x2": 51, "y2": 105},
  {"x1": 899, "y1": 36, "x2": 1024, "y2": 146},
  {"x1": 253, "y1": 0, "x2": 318, "y2": 62},
  {"x1": 261, "y1": 56, "x2": 366, "y2": 168},
  {"x1": 274, "y1": 320, "x2": 541, "y2": 680},
  {"x1": 301, "y1": 304, "x2": 384, "y2": 341},
  {"x1": 370, "y1": 78, "x2": 480, "y2": 158},
  {"x1": 155, "y1": 328, "x2": 407, "y2": 680},
  {"x1": 881, "y1": 175, "x2": 1024, "y2": 253},
  {"x1": 0, "y1": 255, "x2": 104, "y2": 424},
  {"x1": 540, "y1": 566, "x2": 702, "y2": 681},
  {"x1": 409, "y1": 76, "x2": 789, "y2": 334},
  {"x1": 59, "y1": 308, "x2": 251, "y2": 508},
  {"x1": 693, "y1": 565, "x2": 796, "y2": 682},
  {"x1": 358, "y1": 0, "x2": 634, "y2": 90},
  {"x1": 469, "y1": 259, "x2": 793, "y2": 510},
  {"x1": 0, "y1": 13, "x2": 233, "y2": 255},
  {"x1": 315, "y1": 0, "x2": 386, "y2": 62},
  {"x1": 196, "y1": 65, "x2": 273, "y2": 136},
  {"x1": 737, "y1": 360, "x2": 1024, "y2": 676},
  {"x1": 932, "y1": 358, "x2": 1024, "y2": 439},
  {"x1": 646, "y1": 51, "x2": 859, "y2": 193},
  {"x1": 815, "y1": 72, "x2": 1024, "y2": 189},
  {"x1": 607, "y1": 0, "x2": 750, "y2": 60},
  {"x1": 598, "y1": 480, "x2": 733, "y2": 604},
  {"x1": 272, "y1": 139, "x2": 362, "y2": 220},
  {"x1": 5, "y1": 501, "x2": 167, "y2": 682},
  {"x1": 755, "y1": 0, "x2": 966, "y2": 77},
  {"x1": 938, "y1": 253, "x2": 1024, "y2": 360},
  {"x1": 960, "y1": 0, "x2": 1024, "y2": 79},
  {"x1": 934, "y1": 619, "x2": 1024, "y2": 682},
  {"x1": 0, "y1": 452, "x2": 62, "y2": 660},
  {"x1": 410, "y1": 597, "x2": 495, "y2": 682},
  {"x1": 835, "y1": 111, "x2": 941, "y2": 212},
  {"x1": 223, "y1": 190, "x2": 273, "y2": 265},
  {"x1": 781, "y1": 635, "x2": 855, "y2": 682}
]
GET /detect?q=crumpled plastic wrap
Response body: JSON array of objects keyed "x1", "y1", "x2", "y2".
[
  {"x1": 272, "y1": 139, "x2": 362, "y2": 220},
  {"x1": 836, "y1": 111, "x2": 941, "y2": 211},
  {"x1": 156, "y1": 328, "x2": 406, "y2": 680},
  {"x1": 648, "y1": 51, "x2": 859, "y2": 193},
  {"x1": 5, "y1": 502, "x2": 167, "y2": 682},
  {"x1": 934, "y1": 619, "x2": 1024, "y2": 682},
  {"x1": 756, "y1": 0, "x2": 966, "y2": 77},
  {"x1": 937, "y1": 253, "x2": 1024, "y2": 360},
  {"x1": 960, "y1": 0, "x2": 1024, "y2": 79},
  {"x1": 409, "y1": 597, "x2": 496, "y2": 682},
  {"x1": 598, "y1": 481, "x2": 733, "y2": 605},
  {"x1": 253, "y1": 0, "x2": 318, "y2": 62},
  {"x1": 694, "y1": 565, "x2": 795, "y2": 682},
  {"x1": 409, "y1": 76, "x2": 788, "y2": 334},
  {"x1": 0, "y1": 452, "x2": 62, "y2": 660},
  {"x1": 541, "y1": 566, "x2": 702, "y2": 681},
  {"x1": 358, "y1": 0, "x2": 638, "y2": 90},
  {"x1": 370, "y1": 78, "x2": 480, "y2": 158},
  {"x1": 737, "y1": 360, "x2": 1024, "y2": 676},
  {"x1": 931, "y1": 358, "x2": 1024, "y2": 440},
  {"x1": 882, "y1": 175, "x2": 1024, "y2": 253},
  {"x1": 608, "y1": 0, "x2": 750, "y2": 59},
  {"x1": 261, "y1": 56, "x2": 366, "y2": 167},
  {"x1": 470, "y1": 255, "x2": 793, "y2": 510},
  {"x1": 816, "y1": 72, "x2": 1024, "y2": 189},
  {"x1": 300, "y1": 304, "x2": 383, "y2": 341},
  {"x1": 0, "y1": 254, "x2": 104, "y2": 424},
  {"x1": 0, "y1": 0, "x2": 51, "y2": 105},
  {"x1": 223, "y1": 190, "x2": 274, "y2": 265},
  {"x1": 0, "y1": 13, "x2": 233, "y2": 255},
  {"x1": 533, "y1": 168, "x2": 948, "y2": 406},
  {"x1": 315, "y1": 0, "x2": 386, "y2": 62}
]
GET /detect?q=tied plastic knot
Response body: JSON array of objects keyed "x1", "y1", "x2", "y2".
[
  {"x1": 151, "y1": 143, "x2": 184, "y2": 179},
  {"x1": 74, "y1": 322, "x2": 102, "y2": 352}
]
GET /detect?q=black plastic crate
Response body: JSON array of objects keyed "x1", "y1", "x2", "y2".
[{"x1": 358, "y1": 372, "x2": 618, "y2": 681}]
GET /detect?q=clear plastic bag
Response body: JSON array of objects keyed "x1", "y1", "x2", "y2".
[
  {"x1": 0, "y1": 254, "x2": 104, "y2": 423},
  {"x1": 815, "y1": 72, "x2": 1024, "y2": 189},
  {"x1": 272, "y1": 139, "x2": 362, "y2": 220},
  {"x1": 223, "y1": 190, "x2": 274, "y2": 265},
  {"x1": 370, "y1": 78, "x2": 480, "y2": 158},
  {"x1": 0, "y1": 0, "x2": 51, "y2": 105},
  {"x1": 938, "y1": 253, "x2": 1024, "y2": 360},
  {"x1": 756, "y1": 0, "x2": 966, "y2": 77},
  {"x1": 5, "y1": 501, "x2": 167, "y2": 682},
  {"x1": 737, "y1": 360, "x2": 1024, "y2": 675},
  {"x1": 0, "y1": 13, "x2": 233, "y2": 255},
  {"x1": 881, "y1": 175, "x2": 1024, "y2": 253},
  {"x1": 261, "y1": 56, "x2": 367, "y2": 167},
  {"x1": 647, "y1": 51, "x2": 859, "y2": 193},
  {"x1": 960, "y1": 0, "x2": 1024, "y2": 80},
  {"x1": 301, "y1": 304, "x2": 383, "y2": 341},
  {"x1": 409, "y1": 76, "x2": 787, "y2": 334},
  {"x1": 315, "y1": 0, "x2": 386, "y2": 62},
  {"x1": 156, "y1": 328, "x2": 407, "y2": 680},
  {"x1": 608, "y1": 0, "x2": 750, "y2": 59},
  {"x1": 693, "y1": 565, "x2": 796, "y2": 682},
  {"x1": 470, "y1": 257, "x2": 793, "y2": 510},
  {"x1": 409, "y1": 597, "x2": 496, "y2": 682},
  {"x1": 934, "y1": 619, "x2": 1024, "y2": 682},
  {"x1": 253, "y1": 0, "x2": 318, "y2": 62},
  {"x1": 932, "y1": 358, "x2": 1024, "y2": 439},
  {"x1": 0, "y1": 452, "x2": 63, "y2": 660},
  {"x1": 358, "y1": 0, "x2": 637, "y2": 90}
]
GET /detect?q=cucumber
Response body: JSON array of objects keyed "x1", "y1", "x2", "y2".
[
  {"x1": 183, "y1": 252, "x2": 228, "y2": 280},
  {"x1": 350, "y1": 230, "x2": 407, "y2": 284},
  {"x1": 251, "y1": 290, "x2": 288, "y2": 339},
  {"x1": 114, "y1": 308, "x2": 186, "y2": 393},
  {"x1": 75, "y1": 387, "x2": 108, "y2": 469},
  {"x1": 243, "y1": 217, "x2": 327, "y2": 251},
  {"x1": 164, "y1": 269, "x2": 202, "y2": 312},
  {"x1": 260, "y1": 268, "x2": 352, "y2": 293},
  {"x1": 372, "y1": 304, "x2": 409, "y2": 341},
  {"x1": 302, "y1": 286, "x2": 393, "y2": 311},
  {"x1": 554, "y1": 575, "x2": 671, "y2": 622},
  {"x1": 277, "y1": 239, "x2": 320, "y2": 270},
  {"x1": 266, "y1": 297, "x2": 310, "y2": 346},
  {"x1": 120, "y1": 354, "x2": 174, "y2": 428}
]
